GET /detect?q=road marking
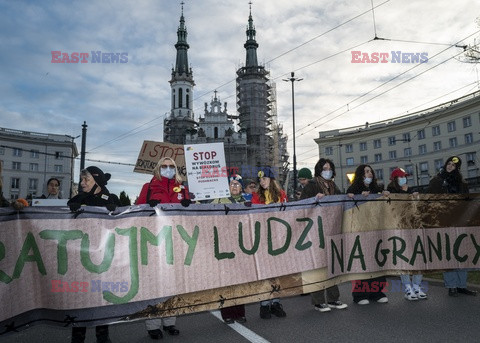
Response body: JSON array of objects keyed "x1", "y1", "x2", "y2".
[{"x1": 210, "y1": 310, "x2": 270, "y2": 343}]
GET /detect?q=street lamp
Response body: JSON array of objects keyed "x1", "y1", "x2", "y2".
[{"x1": 283, "y1": 72, "x2": 302, "y2": 198}]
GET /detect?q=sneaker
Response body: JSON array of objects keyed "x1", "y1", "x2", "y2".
[
  {"x1": 147, "y1": 329, "x2": 163, "y2": 340},
  {"x1": 376, "y1": 296, "x2": 389, "y2": 303},
  {"x1": 457, "y1": 288, "x2": 477, "y2": 296},
  {"x1": 162, "y1": 325, "x2": 179, "y2": 336},
  {"x1": 260, "y1": 305, "x2": 271, "y2": 319},
  {"x1": 448, "y1": 288, "x2": 458, "y2": 297},
  {"x1": 224, "y1": 318, "x2": 234, "y2": 324},
  {"x1": 413, "y1": 285, "x2": 427, "y2": 300},
  {"x1": 270, "y1": 302, "x2": 287, "y2": 317},
  {"x1": 327, "y1": 301, "x2": 348, "y2": 309},
  {"x1": 314, "y1": 304, "x2": 331, "y2": 312},
  {"x1": 357, "y1": 299, "x2": 370, "y2": 305},
  {"x1": 404, "y1": 285, "x2": 418, "y2": 301},
  {"x1": 235, "y1": 317, "x2": 247, "y2": 324}
]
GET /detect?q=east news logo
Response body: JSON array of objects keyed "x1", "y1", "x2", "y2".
[{"x1": 51, "y1": 51, "x2": 128, "y2": 63}]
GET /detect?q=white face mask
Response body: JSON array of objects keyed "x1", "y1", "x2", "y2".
[
  {"x1": 321, "y1": 170, "x2": 333, "y2": 180},
  {"x1": 161, "y1": 168, "x2": 176, "y2": 179},
  {"x1": 398, "y1": 177, "x2": 407, "y2": 186},
  {"x1": 364, "y1": 177, "x2": 372, "y2": 185}
]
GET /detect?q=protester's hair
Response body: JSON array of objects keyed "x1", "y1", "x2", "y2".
[
  {"x1": 314, "y1": 158, "x2": 336, "y2": 178},
  {"x1": 153, "y1": 157, "x2": 182, "y2": 184},
  {"x1": 351, "y1": 164, "x2": 379, "y2": 189},
  {"x1": 47, "y1": 177, "x2": 60, "y2": 187},
  {"x1": 258, "y1": 178, "x2": 283, "y2": 203},
  {"x1": 387, "y1": 178, "x2": 403, "y2": 193}
]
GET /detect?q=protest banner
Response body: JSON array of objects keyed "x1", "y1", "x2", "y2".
[
  {"x1": 184, "y1": 142, "x2": 230, "y2": 200},
  {"x1": 0, "y1": 193, "x2": 479, "y2": 335},
  {"x1": 134, "y1": 140, "x2": 186, "y2": 179}
]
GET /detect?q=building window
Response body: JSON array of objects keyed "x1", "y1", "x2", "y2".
[
  {"x1": 214, "y1": 127, "x2": 218, "y2": 139},
  {"x1": 359, "y1": 142, "x2": 367, "y2": 151},
  {"x1": 447, "y1": 121, "x2": 456, "y2": 132},
  {"x1": 325, "y1": 146, "x2": 333, "y2": 155},
  {"x1": 432, "y1": 126, "x2": 440, "y2": 136},
  {"x1": 389, "y1": 151, "x2": 397, "y2": 159},
  {"x1": 466, "y1": 152, "x2": 476, "y2": 166},
  {"x1": 374, "y1": 153, "x2": 382, "y2": 162},
  {"x1": 465, "y1": 133, "x2": 473, "y2": 144},
  {"x1": 449, "y1": 137, "x2": 457, "y2": 148},
  {"x1": 11, "y1": 178, "x2": 20, "y2": 189},
  {"x1": 30, "y1": 163, "x2": 39, "y2": 172},
  {"x1": 0, "y1": 147, "x2": 4, "y2": 155},
  {"x1": 419, "y1": 144, "x2": 427, "y2": 155},
  {"x1": 54, "y1": 165, "x2": 63, "y2": 173},
  {"x1": 375, "y1": 169, "x2": 384, "y2": 180},
  {"x1": 433, "y1": 141, "x2": 442, "y2": 151},
  {"x1": 186, "y1": 94, "x2": 190, "y2": 109},
  {"x1": 434, "y1": 159, "x2": 443, "y2": 171},
  {"x1": 12, "y1": 161, "x2": 21, "y2": 170},
  {"x1": 417, "y1": 129, "x2": 425, "y2": 140},
  {"x1": 13, "y1": 148, "x2": 22, "y2": 157},
  {"x1": 420, "y1": 162, "x2": 429, "y2": 174},
  {"x1": 402, "y1": 133, "x2": 411, "y2": 142},
  {"x1": 345, "y1": 144, "x2": 353, "y2": 153},
  {"x1": 405, "y1": 165, "x2": 414, "y2": 176},
  {"x1": 30, "y1": 150, "x2": 40, "y2": 158},
  {"x1": 360, "y1": 156, "x2": 368, "y2": 164},
  {"x1": 55, "y1": 151, "x2": 63, "y2": 159},
  {"x1": 346, "y1": 157, "x2": 354, "y2": 166},
  {"x1": 178, "y1": 88, "x2": 183, "y2": 107},
  {"x1": 463, "y1": 116, "x2": 472, "y2": 128},
  {"x1": 388, "y1": 136, "x2": 396, "y2": 146},
  {"x1": 28, "y1": 178, "x2": 38, "y2": 190},
  {"x1": 404, "y1": 148, "x2": 412, "y2": 157},
  {"x1": 373, "y1": 139, "x2": 381, "y2": 149}
]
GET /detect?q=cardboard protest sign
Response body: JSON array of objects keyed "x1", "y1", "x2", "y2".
[
  {"x1": 184, "y1": 142, "x2": 230, "y2": 201},
  {"x1": 134, "y1": 140, "x2": 186, "y2": 179},
  {"x1": 0, "y1": 194, "x2": 479, "y2": 335}
]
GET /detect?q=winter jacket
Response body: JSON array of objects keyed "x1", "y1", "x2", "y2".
[{"x1": 137, "y1": 176, "x2": 189, "y2": 205}]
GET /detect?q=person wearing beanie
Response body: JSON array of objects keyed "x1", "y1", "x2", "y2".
[
  {"x1": 295, "y1": 168, "x2": 313, "y2": 200},
  {"x1": 251, "y1": 167, "x2": 287, "y2": 319},
  {"x1": 67, "y1": 166, "x2": 120, "y2": 343},
  {"x1": 242, "y1": 178, "x2": 257, "y2": 201},
  {"x1": 427, "y1": 156, "x2": 476, "y2": 297}
]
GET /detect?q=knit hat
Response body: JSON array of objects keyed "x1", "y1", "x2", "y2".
[
  {"x1": 85, "y1": 166, "x2": 111, "y2": 187},
  {"x1": 298, "y1": 168, "x2": 312, "y2": 179},
  {"x1": 229, "y1": 174, "x2": 244, "y2": 189},
  {"x1": 390, "y1": 168, "x2": 409, "y2": 180},
  {"x1": 445, "y1": 156, "x2": 462, "y2": 170},
  {"x1": 257, "y1": 167, "x2": 275, "y2": 179}
]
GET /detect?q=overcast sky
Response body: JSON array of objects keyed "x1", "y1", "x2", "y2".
[{"x1": 1, "y1": 0, "x2": 479, "y2": 199}]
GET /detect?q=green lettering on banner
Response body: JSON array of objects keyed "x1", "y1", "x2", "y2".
[
  {"x1": 0, "y1": 241, "x2": 13, "y2": 284},
  {"x1": 267, "y1": 217, "x2": 292, "y2": 256},
  {"x1": 238, "y1": 221, "x2": 260, "y2": 255},
  {"x1": 80, "y1": 232, "x2": 115, "y2": 273},
  {"x1": 39, "y1": 230, "x2": 83, "y2": 275},
  {"x1": 387, "y1": 236, "x2": 409, "y2": 265},
  {"x1": 330, "y1": 238, "x2": 344, "y2": 274},
  {"x1": 317, "y1": 216, "x2": 325, "y2": 249},
  {"x1": 470, "y1": 234, "x2": 480, "y2": 264},
  {"x1": 295, "y1": 217, "x2": 313, "y2": 251},
  {"x1": 445, "y1": 233, "x2": 451, "y2": 261},
  {"x1": 12, "y1": 232, "x2": 46, "y2": 279},
  {"x1": 409, "y1": 235, "x2": 427, "y2": 266},
  {"x1": 176, "y1": 225, "x2": 199, "y2": 266},
  {"x1": 347, "y1": 235, "x2": 366, "y2": 271},
  {"x1": 427, "y1": 232, "x2": 442, "y2": 262},
  {"x1": 103, "y1": 226, "x2": 139, "y2": 304},
  {"x1": 453, "y1": 233, "x2": 468, "y2": 262},
  {"x1": 214, "y1": 226, "x2": 235, "y2": 260},
  {"x1": 375, "y1": 239, "x2": 388, "y2": 267},
  {"x1": 140, "y1": 226, "x2": 173, "y2": 265}
]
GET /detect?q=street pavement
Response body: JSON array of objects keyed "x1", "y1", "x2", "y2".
[{"x1": 2, "y1": 278, "x2": 480, "y2": 343}]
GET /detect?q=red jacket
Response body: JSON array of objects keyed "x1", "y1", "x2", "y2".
[{"x1": 137, "y1": 177, "x2": 189, "y2": 205}]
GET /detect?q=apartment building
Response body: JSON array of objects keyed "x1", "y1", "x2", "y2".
[
  {"x1": 0, "y1": 127, "x2": 78, "y2": 200},
  {"x1": 315, "y1": 91, "x2": 480, "y2": 192}
]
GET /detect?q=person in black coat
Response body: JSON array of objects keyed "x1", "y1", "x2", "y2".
[{"x1": 347, "y1": 164, "x2": 389, "y2": 305}]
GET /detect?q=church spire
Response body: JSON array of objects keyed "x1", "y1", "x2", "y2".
[
  {"x1": 173, "y1": 1, "x2": 191, "y2": 76},
  {"x1": 244, "y1": 2, "x2": 259, "y2": 67}
]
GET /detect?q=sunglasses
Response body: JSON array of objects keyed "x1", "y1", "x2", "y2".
[{"x1": 161, "y1": 165, "x2": 176, "y2": 170}]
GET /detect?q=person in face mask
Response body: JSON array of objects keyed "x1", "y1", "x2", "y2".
[
  {"x1": 299, "y1": 158, "x2": 348, "y2": 313},
  {"x1": 136, "y1": 157, "x2": 188, "y2": 339},
  {"x1": 387, "y1": 168, "x2": 426, "y2": 301},
  {"x1": 346, "y1": 164, "x2": 389, "y2": 305}
]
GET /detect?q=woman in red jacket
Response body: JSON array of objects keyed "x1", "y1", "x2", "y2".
[
  {"x1": 136, "y1": 157, "x2": 189, "y2": 340},
  {"x1": 251, "y1": 167, "x2": 287, "y2": 319}
]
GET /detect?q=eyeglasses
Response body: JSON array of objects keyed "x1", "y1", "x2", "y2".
[
  {"x1": 161, "y1": 165, "x2": 176, "y2": 170},
  {"x1": 230, "y1": 183, "x2": 242, "y2": 188}
]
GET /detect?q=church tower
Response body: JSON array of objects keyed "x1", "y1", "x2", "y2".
[{"x1": 164, "y1": 3, "x2": 197, "y2": 144}]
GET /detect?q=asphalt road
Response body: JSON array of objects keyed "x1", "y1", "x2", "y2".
[{"x1": 2, "y1": 278, "x2": 480, "y2": 343}]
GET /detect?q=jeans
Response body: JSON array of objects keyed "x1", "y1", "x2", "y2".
[
  {"x1": 443, "y1": 269, "x2": 467, "y2": 288},
  {"x1": 400, "y1": 274, "x2": 423, "y2": 288}
]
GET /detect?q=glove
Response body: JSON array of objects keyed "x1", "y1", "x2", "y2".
[
  {"x1": 147, "y1": 199, "x2": 160, "y2": 207},
  {"x1": 12, "y1": 199, "x2": 26, "y2": 211},
  {"x1": 106, "y1": 203, "x2": 117, "y2": 212},
  {"x1": 244, "y1": 201, "x2": 252, "y2": 207},
  {"x1": 180, "y1": 199, "x2": 192, "y2": 207},
  {"x1": 69, "y1": 202, "x2": 81, "y2": 212},
  {"x1": 188, "y1": 192, "x2": 196, "y2": 200}
]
